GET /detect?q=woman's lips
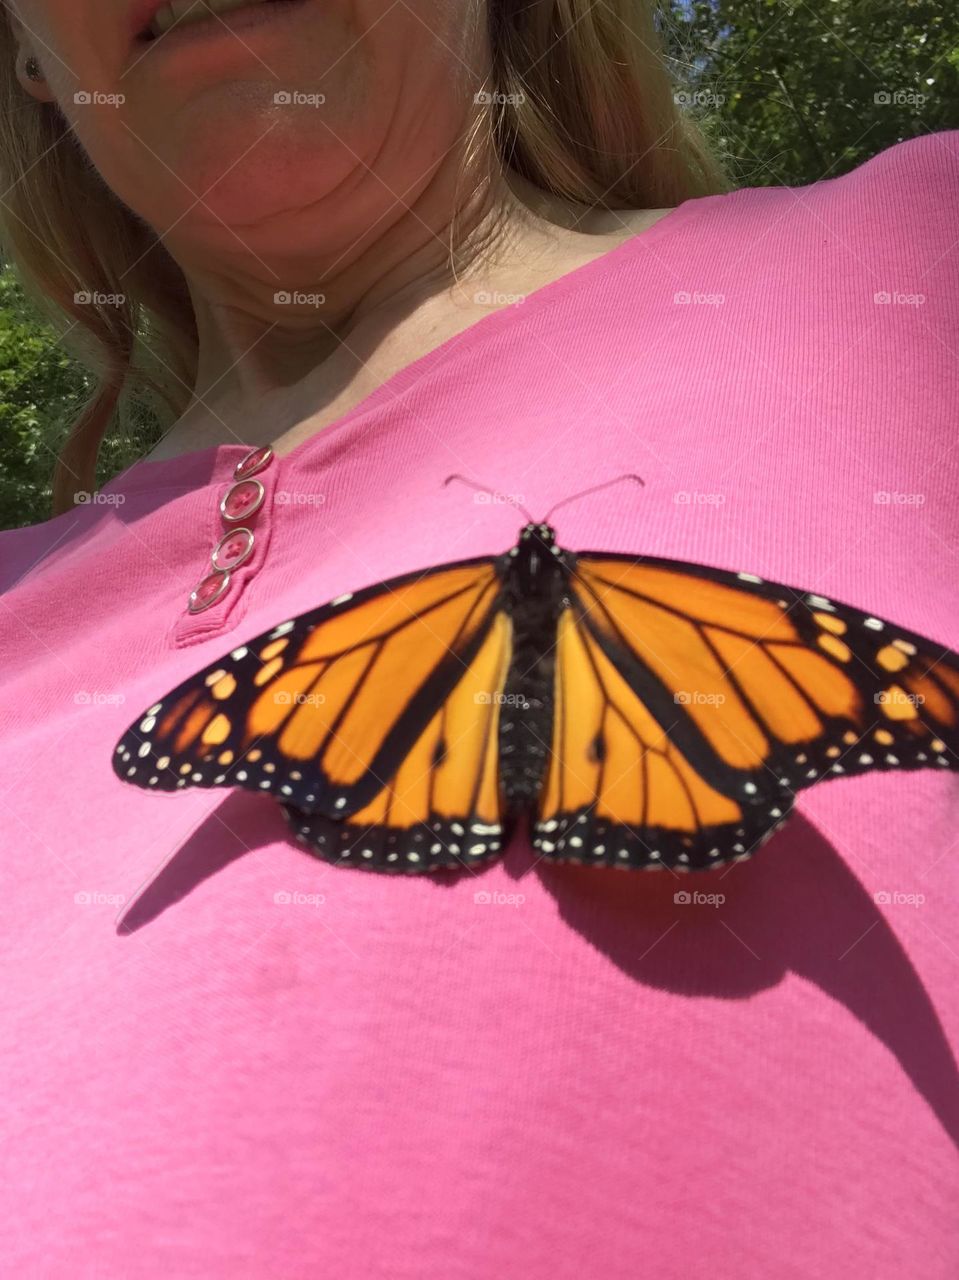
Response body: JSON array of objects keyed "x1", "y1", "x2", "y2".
[
  {"x1": 129, "y1": 0, "x2": 282, "y2": 43},
  {"x1": 124, "y1": 0, "x2": 311, "y2": 70}
]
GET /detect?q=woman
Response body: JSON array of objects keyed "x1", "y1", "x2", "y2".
[{"x1": 1, "y1": 0, "x2": 957, "y2": 1275}]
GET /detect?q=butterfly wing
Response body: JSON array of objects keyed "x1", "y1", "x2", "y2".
[
  {"x1": 532, "y1": 552, "x2": 959, "y2": 871},
  {"x1": 281, "y1": 608, "x2": 513, "y2": 873},
  {"x1": 113, "y1": 558, "x2": 509, "y2": 838}
]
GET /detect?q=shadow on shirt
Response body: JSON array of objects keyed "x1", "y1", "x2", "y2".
[{"x1": 116, "y1": 792, "x2": 959, "y2": 1149}]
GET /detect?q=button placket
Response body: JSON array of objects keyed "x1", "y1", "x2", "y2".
[{"x1": 180, "y1": 446, "x2": 275, "y2": 626}]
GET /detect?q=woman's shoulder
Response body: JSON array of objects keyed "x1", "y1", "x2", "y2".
[
  {"x1": 597, "y1": 131, "x2": 959, "y2": 280},
  {"x1": 762, "y1": 130, "x2": 957, "y2": 252},
  {"x1": 844, "y1": 128, "x2": 959, "y2": 189},
  {"x1": 643, "y1": 130, "x2": 959, "y2": 288},
  {"x1": 813, "y1": 130, "x2": 959, "y2": 303},
  {"x1": 825, "y1": 129, "x2": 959, "y2": 233}
]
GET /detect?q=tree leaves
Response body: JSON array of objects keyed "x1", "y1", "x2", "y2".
[{"x1": 661, "y1": 0, "x2": 959, "y2": 186}]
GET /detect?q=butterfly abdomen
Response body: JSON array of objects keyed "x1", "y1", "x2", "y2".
[
  {"x1": 498, "y1": 524, "x2": 568, "y2": 812},
  {"x1": 498, "y1": 611, "x2": 555, "y2": 810}
]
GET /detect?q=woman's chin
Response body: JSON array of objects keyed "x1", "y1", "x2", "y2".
[{"x1": 117, "y1": 133, "x2": 362, "y2": 244}]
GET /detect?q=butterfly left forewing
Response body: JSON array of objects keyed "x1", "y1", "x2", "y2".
[{"x1": 113, "y1": 558, "x2": 504, "y2": 819}]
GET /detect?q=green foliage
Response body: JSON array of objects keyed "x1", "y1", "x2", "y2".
[
  {"x1": 1, "y1": 1, "x2": 957, "y2": 530},
  {"x1": 0, "y1": 268, "x2": 92, "y2": 530},
  {"x1": 0, "y1": 268, "x2": 164, "y2": 530},
  {"x1": 661, "y1": 0, "x2": 959, "y2": 186}
]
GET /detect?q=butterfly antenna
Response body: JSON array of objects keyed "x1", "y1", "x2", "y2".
[
  {"x1": 443, "y1": 474, "x2": 536, "y2": 523},
  {"x1": 543, "y1": 474, "x2": 645, "y2": 522}
]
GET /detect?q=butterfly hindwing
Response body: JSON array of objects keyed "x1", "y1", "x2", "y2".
[{"x1": 113, "y1": 557, "x2": 507, "y2": 827}]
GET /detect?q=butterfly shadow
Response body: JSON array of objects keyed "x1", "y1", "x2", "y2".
[
  {"x1": 511, "y1": 814, "x2": 959, "y2": 1149},
  {"x1": 116, "y1": 796, "x2": 959, "y2": 1149},
  {"x1": 116, "y1": 791, "x2": 286, "y2": 934},
  {"x1": 115, "y1": 791, "x2": 493, "y2": 932}
]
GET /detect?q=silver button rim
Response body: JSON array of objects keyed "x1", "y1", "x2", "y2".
[
  {"x1": 219, "y1": 477, "x2": 265, "y2": 524},
  {"x1": 188, "y1": 568, "x2": 231, "y2": 614},
  {"x1": 234, "y1": 445, "x2": 274, "y2": 480},
  {"x1": 211, "y1": 525, "x2": 255, "y2": 572}
]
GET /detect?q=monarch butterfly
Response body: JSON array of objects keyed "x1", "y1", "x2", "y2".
[{"x1": 113, "y1": 480, "x2": 959, "y2": 875}]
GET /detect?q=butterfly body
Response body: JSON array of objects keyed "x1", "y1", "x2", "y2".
[
  {"x1": 497, "y1": 523, "x2": 569, "y2": 809},
  {"x1": 114, "y1": 514, "x2": 959, "y2": 876}
]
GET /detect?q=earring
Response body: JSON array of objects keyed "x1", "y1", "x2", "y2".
[{"x1": 24, "y1": 55, "x2": 43, "y2": 82}]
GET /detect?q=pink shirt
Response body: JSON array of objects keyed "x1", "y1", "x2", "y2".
[{"x1": 2, "y1": 131, "x2": 958, "y2": 1278}]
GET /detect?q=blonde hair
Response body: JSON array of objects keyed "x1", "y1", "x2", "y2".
[{"x1": 0, "y1": 0, "x2": 728, "y2": 516}]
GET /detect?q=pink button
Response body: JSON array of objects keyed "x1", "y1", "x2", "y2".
[
  {"x1": 220, "y1": 478, "x2": 264, "y2": 523},
  {"x1": 234, "y1": 445, "x2": 274, "y2": 480},
  {"x1": 211, "y1": 526, "x2": 255, "y2": 572},
  {"x1": 188, "y1": 569, "x2": 231, "y2": 614}
]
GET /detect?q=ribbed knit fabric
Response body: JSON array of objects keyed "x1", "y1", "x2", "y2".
[{"x1": 1, "y1": 131, "x2": 958, "y2": 1278}]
